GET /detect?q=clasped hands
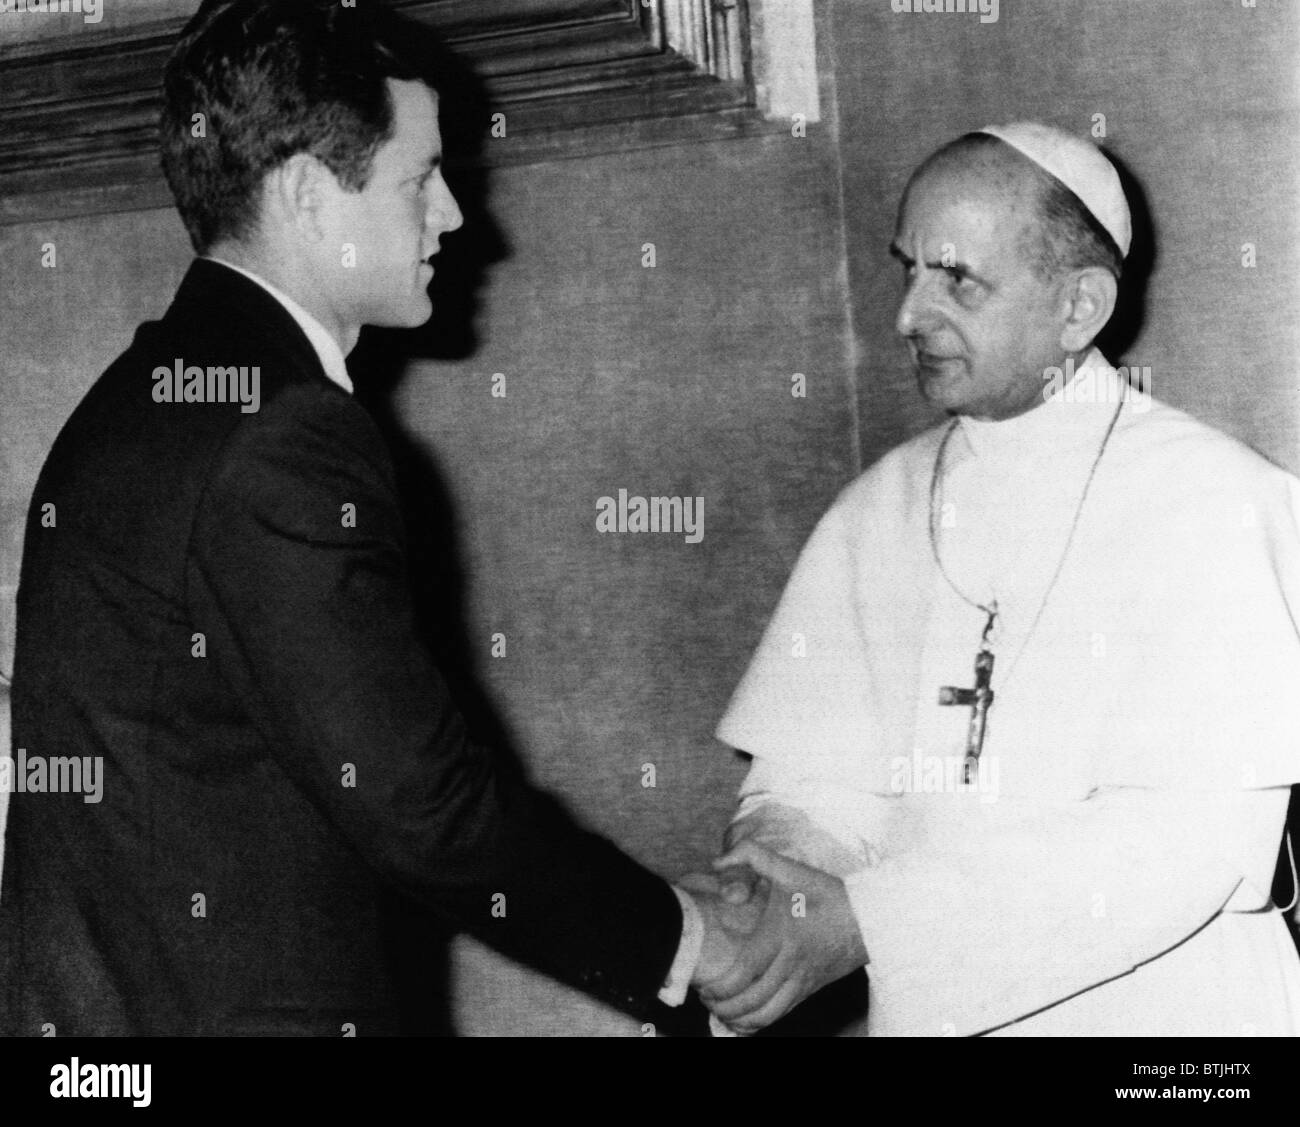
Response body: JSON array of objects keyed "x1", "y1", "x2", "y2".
[{"x1": 682, "y1": 840, "x2": 866, "y2": 1035}]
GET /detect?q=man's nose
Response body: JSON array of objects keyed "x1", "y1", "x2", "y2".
[
  {"x1": 895, "y1": 268, "x2": 938, "y2": 337},
  {"x1": 427, "y1": 177, "x2": 464, "y2": 235}
]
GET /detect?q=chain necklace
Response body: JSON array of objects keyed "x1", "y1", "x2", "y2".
[{"x1": 927, "y1": 382, "x2": 1127, "y2": 778}]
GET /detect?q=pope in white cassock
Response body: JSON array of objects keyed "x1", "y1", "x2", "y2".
[{"x1": 702, "y1": 122, "x2": 1300, "y2": 1037}]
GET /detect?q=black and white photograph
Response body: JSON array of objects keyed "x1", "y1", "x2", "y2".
[{"x1": 0, "y1": 0, "x2": 1296, "y2": 1108}]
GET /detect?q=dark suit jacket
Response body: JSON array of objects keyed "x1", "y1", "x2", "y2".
[{"x1": 0, "y1": 259, "x2": 682, "y2": 1035}]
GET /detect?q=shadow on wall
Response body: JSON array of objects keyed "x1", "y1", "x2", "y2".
[
  {"x1": 0, "y1": 681, "x2": 9, "y2": 893},
  {"x1": 1095, "y1": 151, "x2": 1155, "y2": 369},
  {"x1": 1279, "y1": 789, "x2": 1300, "y2": 951},
  {"x1": 344, "y1": 21, "x2": 512, "y2": 1038},
  {"x1": 344, "y1": 22, "x2": 717, "y2": 1036}
]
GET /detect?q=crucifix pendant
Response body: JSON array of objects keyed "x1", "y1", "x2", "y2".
[{"x1": 938, "y1": 608, "x2": 997, "y2": 784}]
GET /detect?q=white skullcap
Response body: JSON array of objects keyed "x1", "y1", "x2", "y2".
[{"x1": 977, "y1": 122, "x2": 1131, "y2": 258}]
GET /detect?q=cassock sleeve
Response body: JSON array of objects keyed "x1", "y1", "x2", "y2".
[
  {"x1": 731, "y1": 757, "x2": 1290, "y2": 1036},
  {"x1": 839, "y1": 784, "x2": 1291, "y2": 1036},
  {"x1": 185, "y1": 384, "x2": 682, "y2": 1018}
]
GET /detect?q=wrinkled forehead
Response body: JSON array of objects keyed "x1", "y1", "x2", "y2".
[
  {"x1": 894, "y1": 158, "x2": 1035, "y2": 254},
  {"x1": 900, "y1": 142, "x2": 1040, "y2": 220}
]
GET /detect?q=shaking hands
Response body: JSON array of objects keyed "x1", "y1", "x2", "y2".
[{"x1": 681, "y1": 841, "x2": 867, "y2": 1035}]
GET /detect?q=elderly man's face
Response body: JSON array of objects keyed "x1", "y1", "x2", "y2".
[{"x1": 891, "y1": 160, "x2": 1069, "y2": 420}]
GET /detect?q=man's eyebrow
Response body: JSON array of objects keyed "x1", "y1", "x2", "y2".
[{"x1": 888, "y1": 242, "x2": 990, "y2": 284}]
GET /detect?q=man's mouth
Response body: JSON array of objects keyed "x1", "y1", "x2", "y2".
[{"x1": 915, "y1": 349, "x2": 963, "y2": 368}]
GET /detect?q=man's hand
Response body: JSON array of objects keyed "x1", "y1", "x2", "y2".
[
  {"x1": 677, "y1": 870, "x2": 785, "y2": 995},
  {"x1": 697, "y1": 840, "x2": 867, "y2": 1035}
]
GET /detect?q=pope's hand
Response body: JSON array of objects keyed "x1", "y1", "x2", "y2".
[
  {"x1": 715, "y1": 862, "x2": 762, "y2": 905},
  {"x1": 697, "y1": 840, "x2": 867, "y2": 1035}
]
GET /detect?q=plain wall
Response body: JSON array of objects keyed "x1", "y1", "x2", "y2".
[{"x1": 407, "y1": 123, "x2": 856, "y2": 1033}]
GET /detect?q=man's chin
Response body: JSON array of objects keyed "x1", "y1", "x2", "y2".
[
  {"x1": 370, "y1": 296, "x2": 434, "y2": 331},
  {"x1": 916, "y1": 366, "x2": 972, "y2": 413}
]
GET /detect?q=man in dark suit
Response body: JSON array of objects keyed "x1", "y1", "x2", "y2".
[{"x1": 0, "y1": 0, "x2": 778, "y2": 1036}]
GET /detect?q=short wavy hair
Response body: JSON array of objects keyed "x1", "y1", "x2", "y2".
[{"x1": 160, "y1": 0, "x2": 426, "y2": 254}]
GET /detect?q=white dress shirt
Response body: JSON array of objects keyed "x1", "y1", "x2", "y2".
[{"x1": 204, "y1": 257, "x2": 353, "y2": 395}]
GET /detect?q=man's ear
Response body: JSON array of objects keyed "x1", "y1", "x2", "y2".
[
  {"x1": 1058, "y1": 266, "x2": 1118, "y2": 353},
  {"x1": 270, "y1": 153, "x2": 335, "y2": 244}
]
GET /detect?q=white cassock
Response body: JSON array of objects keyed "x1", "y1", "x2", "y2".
[{"x1": 717, "y1": 350, "x2": 1300, "y2": 1036}]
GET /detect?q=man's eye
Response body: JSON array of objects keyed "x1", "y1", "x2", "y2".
[{"x1": 946, "y1": 269, "x2": 979, "y2": 293}]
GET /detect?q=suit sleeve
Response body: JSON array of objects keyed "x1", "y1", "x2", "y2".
[{"x1": 184, "y1": 385, "x2": 682, "y2": 1018}]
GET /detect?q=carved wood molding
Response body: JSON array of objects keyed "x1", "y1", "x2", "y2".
[{"x1": 0, "y1": 0, "x2": 765, "y2": 225}]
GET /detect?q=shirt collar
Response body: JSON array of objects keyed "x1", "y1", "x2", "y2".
[
  {"x1": 956, "y1": 347, "x2": 1129, "y2": 463},
  {"x1": 203, "y1": 257, "x2": 353, "y2": 395}
]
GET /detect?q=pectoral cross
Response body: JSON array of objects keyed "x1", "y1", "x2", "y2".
[{"x1": 938, "y1": 607, "x2": 997, "y2": 785}]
